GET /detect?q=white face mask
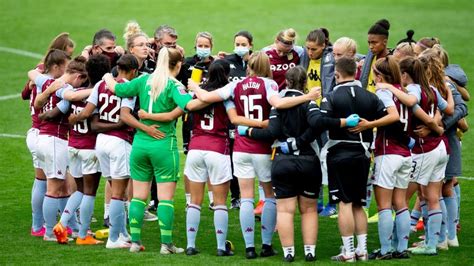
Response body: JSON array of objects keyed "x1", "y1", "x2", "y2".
[
  {"x1": 234, "y1": 46, "x2": 249, "y2": 57},
  {"x1": 196, "y1": 47, "x2": 211, "y2": 59}
]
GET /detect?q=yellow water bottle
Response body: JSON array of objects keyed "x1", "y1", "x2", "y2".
[
  {"x1": 191, "y1": 65, "x2": 204, "y2": 83},
  {"x1": 95, "y1": 228, "x2": 109, "y2": 239}
]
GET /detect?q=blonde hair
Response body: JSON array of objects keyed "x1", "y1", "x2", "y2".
[
  {"x1": 248, "y1": 51, "x2": 272, "y2": 78},
  {"x1": 395, "y1": 42, "x2": 416, "y2": 58},
  {"x1": 195, "y1": 31, "x2": 213, "y2": 48},
  {"x1": 149, "y1": 48, "x2": 183, "y2": 101},
  {"x1": 123, "y1": 21, "x2": 148, "y2": 51},
  {"x1": 276, "y1": 28, "x2": 297, "y2": 44},
  {"x1": 333, "y1": 37, "x2": 357, "y2": 57},
  {"x1": 419, "y1": 47, "x2": 448, "y2": 97},
  {"x1": 430, "y1": 44, "x2": 449, "y2": 67}
]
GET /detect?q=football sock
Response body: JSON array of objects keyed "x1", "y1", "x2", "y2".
[
  {"x1": 427, "y1": 209, "x2": 442, "y2": 249},
  {"x1": 79, "y1": 195, "x2": 96, "y2": 239},
  {"x1": 261, "y1": 198, "x2": 276, "y2": 245},
  {"x1": 453, "y1": 184, "x2": 460, "y2": 224},
  {"x1": 258, "y1": 186, "x2": 265, "y2": 202},
  {"x1": 186, "y1": 204, "x2": 201, "y2": 248},
  {"x1": 109, "y1": 198, "x2": 124, "y2": 242},
  {"x1": 410, "y1": 209, "x2": 421, "y2": 228},
  {"x1": 356, "y1": 233, "x2": 367, "y2": 255},
  {"x1": 122, "y1": 201, "x2": 130, "y2": 236},
  {"x1": 32, "y1": 178, "x2": 46, "y2": 231},
  {"x1": 283, "y1": 246, "x2": 295, "y2": 257},
  {"x1": 43, "y1": 195, "x2": 59, "y2": 236},
  {"x1": 395, "y1": 208, "x2": 410, "y2": 252},
  {"x1": 342, "y1": 236, "x2": 355, "y2": 257},
  {"x1": 60, "y1": 191, "x2": 83, "y2": 231},
  {"x1": 208, "y1": 191, "x2": 214, "y2": 204},
  {"x1": 104, "y1": 203, "x2": 110, "y2": 219},
  {"x1": 158, "y1": 200, "x2": 175, "y2": 244},
  {"x1": 420, "y1": 200, "x2": 429, "y2": 238},
  {"x1": 365, "y1": 172, "x2": 374, "y2": 209},
  {"x1": 304, "y1": 244, "x2": 315, "y2": 257},
  {"x1": 129, "y1": 198, "x2": 146, "y2": 243},
  {"x1": 439, "y1": 198, "x2": 447, "y2": 242},
  {"x1": 214, "y1": 205, "x2": 228, "y2": 250},
  {"x1": 240, "y1": 198, "x2": 255, "y2": 248},
  {"x1": 378, "y1": 209, "x2": 392, "y2": 254},
  {"x1": 444, "y1": 195, "x2": 458, "y2": 240}
]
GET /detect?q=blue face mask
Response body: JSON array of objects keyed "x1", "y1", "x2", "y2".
[
  {"x1": 234, "y1": 46, "x2": 249, "y2": 57},
  {"x1": 196, "y1": 47, "x2": 211, "y2": 59}
]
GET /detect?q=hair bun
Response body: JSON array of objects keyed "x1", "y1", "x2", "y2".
[{"x1": 376, "y1": 19, "x2": 390, "y2": 30}]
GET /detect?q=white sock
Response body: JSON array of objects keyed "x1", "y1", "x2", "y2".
[
  {"x1": 356, "y1": 234, "x2": 367, "y2": 254},
  {"x1": 283, "y1": 246, "x2": 294, "y2": 257},
  {"x1": 342, "y1": 236, "x2": 355, "y2": 256},
  {"x1": 304, "y1": 245, "x2": 315, "y2": 256},
  {"x1": 104, "y1": 203, "x2": 110, "y2": 218},
  {"x1": 258, "y1": 185, "x2": 265, "y2": 202},
  {"x1": 208, "y1": 191, "x2": 214, "y2": 203},
  {"x1": 185, "y1": 193, "x2": 191, "y2": 205}
]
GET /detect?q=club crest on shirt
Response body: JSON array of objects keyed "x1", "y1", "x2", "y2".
[
  {"x1": 271, "y1": 83, "x2": 278, "y2": 91},
  {"x1": 177, "y1": 84, "x2": 187, "y2": 95},
  {"x1": 230, "y1": 64, "x2": 236, "y2": 69}
]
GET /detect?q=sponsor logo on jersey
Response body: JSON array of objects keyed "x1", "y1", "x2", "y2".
[{"x1": 270, "y1": 63, "x2": 296, "y2": 71}]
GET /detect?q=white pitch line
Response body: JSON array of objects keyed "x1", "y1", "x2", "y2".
[
  {"x1": 0, "y1": 46, "x2": 43, "y2": 59},
  {"x1": 0, "y1": 93, "x2": 21, "y2": 101},
  {"x1": 0, "y1": 46, "x2": 42, "y2": 101},
  {"x1": 457, "y1": 176, "x2": 474, "y2": 181},
  {"x1": 0, "y1": 133, "x2": 25, "y2": 139}
]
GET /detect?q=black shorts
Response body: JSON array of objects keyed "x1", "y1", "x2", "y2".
[
  {"x1": 271, "y1": 154, "x2": 322, "y2": 199},
  {"x1": 327, "y1": 150, "x2": 370, "y2": 206}
]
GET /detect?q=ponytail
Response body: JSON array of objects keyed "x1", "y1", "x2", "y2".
[
  {"x1": 44, "y1": 49, "x2": 70, "y2": 73},
  {"x1": 149, "y1": 47, "x2": 183, "y2": 101},
  {"x1": 400, "y1": 56, "x2": 434, "y2": 104}
]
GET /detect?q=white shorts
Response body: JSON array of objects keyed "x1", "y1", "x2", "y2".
[
  {"x1": 184, "y1": 150, "x2": 232, "y2": 185},
  {"x1": 374, "y1": 154, "x2": 412, "y2": 189},
  {"x1": 411, "y1": 141, "x2": 449, "y2": 186},
  {"x1": 36, "y1": 135, "x2": 68, "y2": 179},
  {"x1": 68, "y1": 147, "x2": 100, "y2": 178},
  {"x1": 232, "y1": 152, "x2": 271, "y2": 183},
  {"x1": 95, "y1": 133, "x2": 131, "y2": 179},
  {"x1": 26, "y1": 128, "x2": 40, "y2": 168}
]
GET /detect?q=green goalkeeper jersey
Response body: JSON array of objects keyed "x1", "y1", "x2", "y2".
[{"x1": 115, "y1": 73, "x2": 192, "y2": 145}]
